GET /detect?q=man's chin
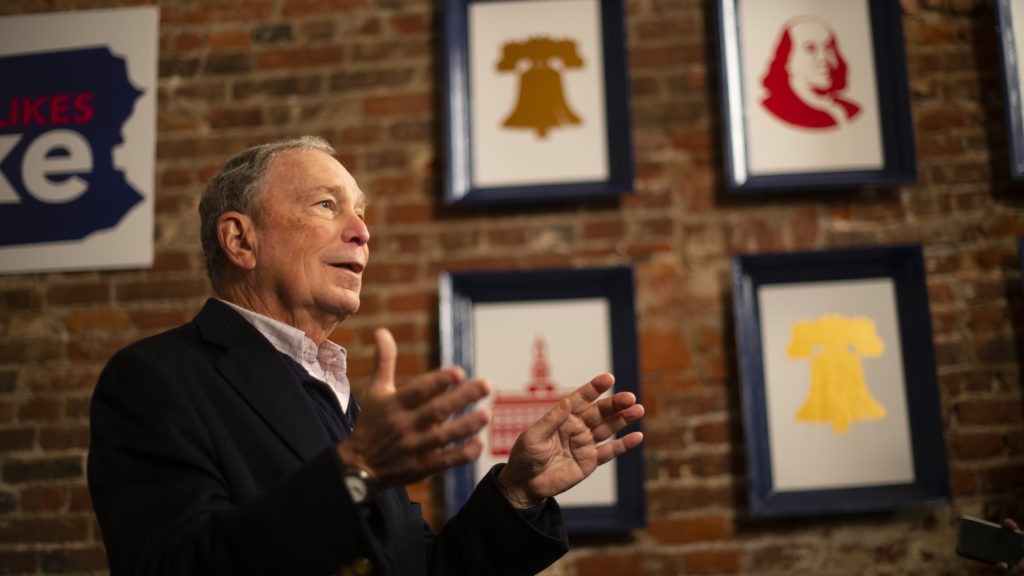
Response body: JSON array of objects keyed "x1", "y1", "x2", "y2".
[{"x1": 333, "y1": 293, "x2": 360, "y2": 317}]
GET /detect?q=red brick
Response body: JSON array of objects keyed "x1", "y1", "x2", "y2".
[
  {"x1": 3, "y1": 456, "x2": 83, "y2": 484},
  {"x1": 0, "y1": 341, "x2": 62, "y2": 364},
  {"x1": 576, "y1": 552, "x2": 646, "y2": 576},
  {"x1": 682, "y1": 549, "x2": 741, "y2": 574},
  {"x1": 486, "y1": 228, "x2": 528, "y2": 247},
  {"x1": 116, "y1": 278, "x2": 211, "y2": 301},
  {"x1": 640, "y1": 329, "x2": 691, "y2": 372},
  {"x1": 40, "y1": 546, "x2": 109, "y2": 573},
  {"x1": 0, "y1": 427, "x2": 35, "y2": 452},
  {"x1": 20, "y1": 484, "x2": 66, "y2": 512},
  {"x1": 67, "y1": 337, "x2": 135, "y2": 363},
  {"x1": 281, "y1": 0, "x2": 369, "y2": 18},
  {"x1": 66, "y1": 309, "x2": 130, "y2": 333},
  {"x1": 0, "y1": 370, "x2": 15, "y2": 394},
  {"x1": 0, "y1": 288, "x2": 42, "y2": 313},
  {"x1": 958, "y1": 399, "x2": 1023, "y2": 425},
  {"x1": 363, "y1": 93, "x2": 432, "y2": 117},
  {"x1": 0, "y1": 401, "x2": 13, "y2": 423},
  {"x1": 749, "y1": 542, "x2": 818, "y2": 572},
  {"x1": 953, "y1": 431, "x2": 1007, "y2": 460},
  {"x1": 582, "y1": 219, "x2": 625, "y2": 240},
  {"x1": 68, "y1": 484, "x2": 93, "y2": 512},
  {"x1": 646, "y1": 484, "x2": 735, "y2": 514},
  {"x1": 24, "y1": 368, "x2": 101, "y2": 392},
  {"x1": 694, "y1": 420, "x2": 730, "y2": 444},
  {"x1": 949, "y1": 465, "x2": 979, "y2": 496},
  {"x1": 208, "y1": 29, "x2": 251, "y2": 51},
  {"x1": 0, "y1": 518, "x2": 89, "y2": 543},
  {"x1": 129, "y1": 308, "x2": 196, "y2": 330},
  {"x1": 0, "y1": 551, "x2": 38, "y2": 575},
  {"x1": 173, "y1": 31, "x2": 204, "y2": 52},
  {"x1": 987, "y1": 463, "x2": 1024, "y2": 492},
  {"x1": 40, "y1": 425, "x2": 90, "y2": 451},
  {"x1": 152, "y1": 251, "x2": 196, "y2": 272},
  {"x1": 256, "y1": 46, "x2": 347, "y2": 70},
  {"x1": 648, "y1": 514, "x2": 733, "y2": 544},
  {"x1": 386, "y1": 293, "x2": 431, "y2": 314},
  {"x1": 363, "y1": 263, "x2": 418, "y2": 285},
  {"x1": 389, "y1": 13, "x2": 430, "y2": 35},
  {"x1": 183, "y1": 2, "x2": 274, "y2": 24}
]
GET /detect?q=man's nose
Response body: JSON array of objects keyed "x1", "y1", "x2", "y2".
[{"x1": 344, "y1": 216, "x2": 370, "y2": 246}]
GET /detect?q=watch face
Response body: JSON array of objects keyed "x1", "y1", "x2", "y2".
[{"x1": 345, "y1": 475, "x2": 368, "y2": 503}]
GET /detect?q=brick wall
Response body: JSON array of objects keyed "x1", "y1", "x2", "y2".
[{"x1": 1, "y1": 0, "x2": 1023, "y2": 574}]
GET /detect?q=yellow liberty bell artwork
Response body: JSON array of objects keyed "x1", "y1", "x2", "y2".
[
  {"x1": 786, "y1": 314, "x2": 887, "y2": 433},
  {"x1": 497, "y1": 36, "x2": 584, "y2": 138}
]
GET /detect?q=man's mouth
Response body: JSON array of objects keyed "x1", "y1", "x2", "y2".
[{"x1": 330, "y1": 262, "x2": 364, "y2": 274}]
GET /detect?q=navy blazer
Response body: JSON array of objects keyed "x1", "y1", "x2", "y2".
[{"x1": 88, "y1": 298, "x2": 569, "y2": 575}]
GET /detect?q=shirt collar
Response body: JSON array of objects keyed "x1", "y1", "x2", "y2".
[{"x1": 219, "y1": 299, "x2": 348, "y2": 370}]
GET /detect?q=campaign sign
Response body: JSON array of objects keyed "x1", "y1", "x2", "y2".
[{"x1": 0, "y1": 7, "x2": 157, "y2": 274}]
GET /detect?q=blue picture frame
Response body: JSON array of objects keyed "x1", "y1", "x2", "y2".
[
  {"x1": 441, "y1": 0, "x2": 634, "y2": 205},
  {"x1": 995, "y1": 0, "x2": 1024, "y2": 180},
  {"x1": 439, "y1": 266, "x2": 644, "y2": 533},
  {"x1": 1018, "y1": 237, "x2": 1024, "y2": 291},
  {"x1": 731, "y1": 245, "x2": 949, "y2": 517},
  {"x1": 715, "y1": 0, "x2": 916, "y2": 192}
]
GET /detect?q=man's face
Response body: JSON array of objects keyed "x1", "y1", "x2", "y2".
[
  {"x1": 787, "y1": 21, "x2": 837, "y2": 90},
  {"x1": 249, "y1": 148, "x2": 370, "y2": 327}
]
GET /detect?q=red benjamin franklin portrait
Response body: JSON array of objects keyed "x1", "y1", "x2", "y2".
[{"x1": 760, "y1": 16, "x2": 862, "y2": 129}]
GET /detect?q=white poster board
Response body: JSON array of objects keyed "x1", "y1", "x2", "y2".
[{"x1": 0, "y1": 7, "x2": 158, "y2": 274}]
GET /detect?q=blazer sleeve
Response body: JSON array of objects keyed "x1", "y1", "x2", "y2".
[
  {"x1": 424, "y1": 465, "x2": 569, "y2": 575},
  {"x1": 87, "y1": 344, "x2": 388, "y2": 576}
]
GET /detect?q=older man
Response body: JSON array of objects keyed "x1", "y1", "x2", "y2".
[{"x1": 87, "y1": 136, "x2": 644, "y2": 575}]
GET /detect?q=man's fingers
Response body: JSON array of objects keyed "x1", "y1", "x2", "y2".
[
  {"x1": 393, "y1": 367, "x2": 466, "y2": 409},
  {"x1": 428, "y1": 437, "x2": 485, "y2": 473},
  {"x1": 530, "y1": 374, "x2": 628, "y2": 441},
  {"x1": 425, "y1": 408, "x2": 490, "y2": 449},
  {"x1": 594, "y1": 431, "x2": 644, "y2": 466},
  {"x1": 531, "y1": 396, "x2": 574, "y2": 439},
  {"x1": 370, "y1": 327, "x2": 397, "y2": 394},
  {"x1": 588, "y1": 403, "x2": 645, "y2": 444},
  {"x1": 566, "y1": 373, "x2": 615, "y2": 414},
  {"x1": 410, "y1": 378, "x2": 490, "y2": 428},
  {"x1": 579, "y1": 391, "x2": 639, "y2": 428}
]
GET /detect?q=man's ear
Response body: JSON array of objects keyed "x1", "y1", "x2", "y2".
[{"x1": 217, "y1": 211, "x2": 257, "y2": 271}]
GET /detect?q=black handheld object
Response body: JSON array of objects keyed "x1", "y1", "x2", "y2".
[{"x1": 957, "y1": 515, "x2": 1024, "y2": 566}]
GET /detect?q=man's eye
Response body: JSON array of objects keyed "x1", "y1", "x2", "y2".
[{"x1": 318, "y1": 200, "x2": 334, "y2": 209}]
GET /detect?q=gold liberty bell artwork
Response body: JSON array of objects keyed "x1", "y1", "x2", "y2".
[
  {"x1": 497, "y1": 36, "x2": 584, "y2": 138},
  {"x1": 786, "y1": 314, "x2": 887, "y2": 433}
]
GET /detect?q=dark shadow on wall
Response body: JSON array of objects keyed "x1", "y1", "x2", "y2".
[{"x1": 971, "y1": 0, "x2": 1024, "y2": 524}]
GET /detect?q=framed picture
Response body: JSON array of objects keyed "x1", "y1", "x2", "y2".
[
  {"x1": 996, "y1": 0, "x2": 1024, "y2": 180},
  {"x1": 439, "y1": 266, "x2": 644, "y2": 533},
  {"x1": 1018, "y1": 238, "x2": 1024, "y2": 287},
  {"x1": 715, "y1": 0, "x2": 916, "y2": 192},
  {"x1": 731, "y1": 245, "x2": 949, "y2": 517},
  {"x1": 441, "y1": 0, "x2": 634, "y2": 205}
]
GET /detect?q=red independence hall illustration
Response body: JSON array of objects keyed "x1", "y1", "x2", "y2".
[{"x1": 490, "y1": 335, "x2": 569, "y2": 456}]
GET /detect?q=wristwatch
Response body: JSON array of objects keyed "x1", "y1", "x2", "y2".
[{"x1": 343, "y1": 465, "x2": 375, "y2": 505}]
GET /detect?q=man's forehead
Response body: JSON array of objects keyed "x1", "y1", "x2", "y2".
[{"x1": 267, "y1": 148, "x2": 366, "y2": 202}]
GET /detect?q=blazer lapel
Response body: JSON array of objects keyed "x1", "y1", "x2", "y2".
[{"x1": 194, "y1": 299, "x2": 331, "y2": 462}]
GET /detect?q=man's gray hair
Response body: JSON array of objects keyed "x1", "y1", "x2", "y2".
[{"x1": 199, "y1": 135, "x2": 336, "y2": 294}]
